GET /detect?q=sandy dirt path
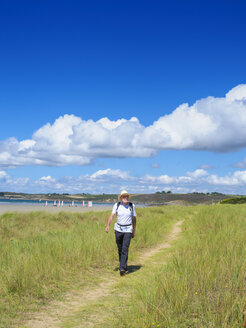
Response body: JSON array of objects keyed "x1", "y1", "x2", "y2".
[{"x1": 19, "y1": 220, "x2": 183, "y2": 328}]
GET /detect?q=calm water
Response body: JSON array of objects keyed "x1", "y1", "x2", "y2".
[
  {"x1": 0, "y1": 198, "x2": 114, "y2": 207},
  {"x1": 0, "y1": 199, "x2": 147, "y2": 208}
]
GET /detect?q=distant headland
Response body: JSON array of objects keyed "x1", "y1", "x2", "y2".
[{"x1": 0, "y1": 191, "x2": 238, "y2": 206}]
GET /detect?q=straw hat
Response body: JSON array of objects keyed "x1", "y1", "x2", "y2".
[{"x1": 118, "y1": 190, "x2": 131, "y2": 201}]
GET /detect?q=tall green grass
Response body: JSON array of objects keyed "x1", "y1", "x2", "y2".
[
  {"x1": 0, "y1": 206, "x2": 193, "y2": 327},
  {"x1": 113, "y1": 205, "x2": 246, "y2": 328}
]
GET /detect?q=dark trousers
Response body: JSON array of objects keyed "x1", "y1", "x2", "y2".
[{"x1": 115, "y1": 231, "x2": 132, "y2": 271}]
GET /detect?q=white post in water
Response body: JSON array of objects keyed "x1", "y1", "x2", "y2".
[{"x1": 88, "y1": 201, "x2": 92, "y2": 207}]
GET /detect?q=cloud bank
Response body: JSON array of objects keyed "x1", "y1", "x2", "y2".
[
  {"x1": 1, "y1": 168, "x2": 246, "y2": 194},
  {"x1": 1, "y1": 84, "x2": 246, "y2": 168}
]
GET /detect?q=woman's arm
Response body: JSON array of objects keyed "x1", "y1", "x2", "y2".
[
  {"x1": 105, "y1": 213, "x2": 115, "y2": 233},
  {"x1": 132, "y1": 215, "x2": 136, "y2": 238}
]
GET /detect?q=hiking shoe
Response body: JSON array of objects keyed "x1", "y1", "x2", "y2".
[{"x1": 120, "y1": 270, "x2": 126, "y2": 276}]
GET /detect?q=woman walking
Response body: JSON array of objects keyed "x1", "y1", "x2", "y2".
[{"x1": 105, "y1": 190, "x2": 137, "y2": 276}]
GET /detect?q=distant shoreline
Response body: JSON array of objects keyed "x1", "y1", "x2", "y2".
[
  {"x1": 0, "y1": 204, "x2": 113, "y2": 215},
  {"x1": 0, "y1": 191, "x2": 233, "y2": 206},
  {"x1": 0, "y1": 198, "x2": 114, "y2": 205}
]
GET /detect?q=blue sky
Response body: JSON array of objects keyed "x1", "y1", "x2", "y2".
[{"x1": 1, "y1": 0, "x2": 246, "y2": 194}]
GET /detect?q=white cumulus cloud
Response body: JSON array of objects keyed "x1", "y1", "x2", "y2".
[
  {"x1": 39, "y1": 176, "x2": 56, "y2": 183},
  {"x1": 0, "y1": 170, "x2": 8, "y2": 180},
  {"x1": 207, "y1": 170, "x2": 246, "y2": 186},
  {"x1": 1, "y1": 85, "x2": 246, "y2": 167},
  {"x1": 90, "y1": 168, "x2": 130, "y2": 180},
  {"x1": 2, "y1": 167, "x2": 246, "y2": 194},
  {"x1": 187, "y1": 169, "x2": 208, "y2": 178},
  {"x1": 226, "y1": 84, "x2": 246, "y2": 102}
]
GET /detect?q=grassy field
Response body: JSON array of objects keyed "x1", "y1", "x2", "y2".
[
  {"x1": 109, "y1": 205, "x2": 246, "y2": 328},
  {"x1": 0, "y1": 205, "x2": 245, "y2": 327},
  {"x1": 0, "y1": 206, "x2": 193, "y2": 327}
]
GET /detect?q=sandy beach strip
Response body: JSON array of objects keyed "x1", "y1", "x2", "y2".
[{"x1": 0, "y1": 204, "x2": 112, "y2": 215}]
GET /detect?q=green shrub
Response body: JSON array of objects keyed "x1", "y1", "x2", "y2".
[{"x1": 220, "y1": 197, "x2": 246, "y2": 204}]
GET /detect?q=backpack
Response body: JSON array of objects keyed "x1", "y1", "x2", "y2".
[
  {"x1": 116, "y1": 201, "x2": 133, "y2": 214},
  {"x1": 116, "y1": 201, "x2": 134, "y2": 227}
]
